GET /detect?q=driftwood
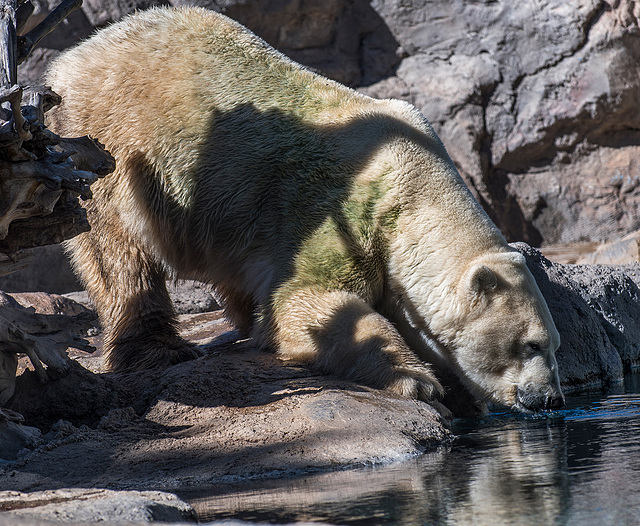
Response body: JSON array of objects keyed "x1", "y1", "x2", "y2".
[
  {"x1": 17, "y1": 0, "x2": 82, "y2": 64},
  {"x1": 0, "y1": 291, "x2": 96, "y2": 404},
  {"x1": 0, "y1": 0, "x2": 114, "y2": 404}
]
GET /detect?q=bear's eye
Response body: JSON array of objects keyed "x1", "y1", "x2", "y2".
[{"x1": 526, "y1": 342, "x2": 542, "y2": 356}]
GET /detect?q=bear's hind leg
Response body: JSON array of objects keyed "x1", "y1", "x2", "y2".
[
  {"x1": 66, "y1": 227, "x2": 201, "y2": 372},
  {"x1": 274, "y1": 289, "x2": 443, "y2": 401}
]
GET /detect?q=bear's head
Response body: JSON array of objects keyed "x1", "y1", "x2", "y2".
[
  {"x1": 446, "y1": 251, "x2": 564, "y2": 412},
  {"x1": 391, "y1": 244, "x2": 563, "y2": 413},
  {"x1": 380, "y1": 106, "x2": 563, "y2": 412}
]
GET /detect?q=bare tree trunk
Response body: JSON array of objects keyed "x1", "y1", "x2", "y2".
[{"x1": 0, "y1": 0, "x2": 114, "y2": 404}]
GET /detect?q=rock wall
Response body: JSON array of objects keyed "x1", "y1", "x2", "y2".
[
  {"x1": 18, "y1": 0, "x2": 640, "y2": 249},
  {"x1": 364, "y1": 0, "x2": 640, "y2": 247}
]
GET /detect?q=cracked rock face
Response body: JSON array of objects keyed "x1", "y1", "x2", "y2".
[
  {"x1": 362, "y1": 0, "x2": 640, "y2": 246},
  {"x1": 18, "y1": 0, "x2": 640, "y2": 252}
]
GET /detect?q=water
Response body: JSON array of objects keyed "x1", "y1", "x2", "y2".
[{"x1": 184, "y1": 373, "x2": 640, "y2": 525}]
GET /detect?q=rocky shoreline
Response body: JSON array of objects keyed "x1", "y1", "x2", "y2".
[{"x1": 1, "y1": 245, "x2": 640, "y2": 523}]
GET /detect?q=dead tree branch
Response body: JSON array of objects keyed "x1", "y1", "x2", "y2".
[
  {"x1": 0, "y1": 0, "x2": 113, "y2": 392},
  {"x1": 17, "y1": 0, "x2": 82, "y2": 64},
  {"x1": 0, "y1": 291, "x2": 97, "y2": 404}
]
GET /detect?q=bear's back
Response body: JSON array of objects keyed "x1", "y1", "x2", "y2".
[
  {"x1": 46, "y1": 6, "x2": 500, "y2": 274},
  {"x1": 45, "y1": 7, "x2": 393, "y2": 218},
  {"x1": 45, "y1": 7, "x2": 410, "y2": 267},
  {"x1": 46, "y1": 7, "x2": 373, "y2": 156}
]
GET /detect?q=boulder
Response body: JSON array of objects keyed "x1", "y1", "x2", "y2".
[
  {"x1": 515, "y1": 242, "x2": 640, "y2": 390},
  {"x1": 1, "y1": 312, "x2": 450, "y2": 492}
]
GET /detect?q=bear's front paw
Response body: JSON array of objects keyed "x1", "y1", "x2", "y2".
[
  {"x1": 387, "y1": 369, "x2": 451, "y2": 419},
  {"x1": 386, "y1": 367, "x2": 444, "y2": 402}
]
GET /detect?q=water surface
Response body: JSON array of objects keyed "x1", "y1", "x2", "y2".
[{"x1": 185, "y1": 373, "x2": 640, "y2": 525}]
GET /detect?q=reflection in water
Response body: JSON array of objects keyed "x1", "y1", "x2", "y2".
[{"x1": 183, "y1": 373, "x2": 640, "y2": 525}]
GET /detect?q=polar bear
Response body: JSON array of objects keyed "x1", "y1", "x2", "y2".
[{"x1": 46, "y1": 6, "x2": 564, "y2": 413}]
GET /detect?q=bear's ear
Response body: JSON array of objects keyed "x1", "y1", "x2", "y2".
[{"x1": 468, "y1": 264, "x2": 498, "y2": 295}]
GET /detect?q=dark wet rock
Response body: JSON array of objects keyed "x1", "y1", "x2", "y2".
[{"x1": 514, "y1": 242, "x2": 640, "y2": 390}]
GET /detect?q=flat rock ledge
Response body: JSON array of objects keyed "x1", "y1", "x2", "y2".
[
  {"x1": 1, "y1": 325, "x2": 448, "y2": 523},
  {"x1": 0, "y1": 309, "x2": 450, "y2": 513},
  {"x1": 0, "y1": 488, "x2": 195, "y2": 524}
]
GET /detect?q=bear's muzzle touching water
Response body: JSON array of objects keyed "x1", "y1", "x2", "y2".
[{"x1": 45, "y1": 6, "x2": 563, "y2": 414}]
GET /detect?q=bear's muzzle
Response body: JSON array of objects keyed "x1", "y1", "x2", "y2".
[{"x1": 516, "y1": 385, "x2": 565, "y2": 412}]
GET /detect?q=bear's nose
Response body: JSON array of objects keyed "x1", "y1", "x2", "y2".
[{"x1": 544, "y1": 393, "x2": 565, "y2": 410}]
